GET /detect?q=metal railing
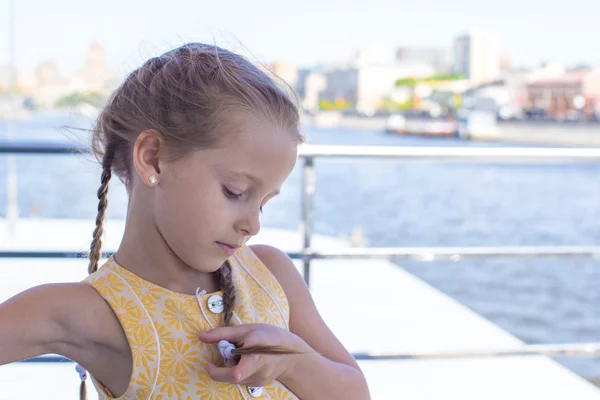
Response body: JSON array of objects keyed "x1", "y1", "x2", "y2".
[
  {"x1": 296, "y1": 145, "x2": 600, "y2": 285},
  {"x1": 2, "y1": 140, "x2": 600, "y2": 362}
]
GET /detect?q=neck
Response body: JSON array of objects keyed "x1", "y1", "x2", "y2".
[{"x1": 113, "y1": 204, "x2": 220, "y2": 296}]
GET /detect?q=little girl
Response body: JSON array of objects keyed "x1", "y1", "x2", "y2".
[{"x1": 0, "y1": 43, "x2": 370, "y2": 399}]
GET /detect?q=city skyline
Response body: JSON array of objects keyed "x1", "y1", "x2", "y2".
[{"x1": 1, "y1": 0, "x2": 598, "y2": 75}]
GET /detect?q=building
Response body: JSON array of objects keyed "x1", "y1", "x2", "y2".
[
  {"x1": 355, "y1": 63, "x2": 434, "y2": 113},
  {"x1": 321, "y1": 67, "x2": 359, "y2": 106},
  {"x1": 295, "y1": 68, "x2": 312, "y2": 98},
  {"x1": 525, "y1": 68, "x2": 600, "y2": 119},
  {"x1": 453, "y1": 30, "x2": 500, "y2": 85},
  {"x1": 320, "y1": 55, "x2": 435, "y2": 114},
  {"x1": 69, "y1": 42, "x2": 119, "y2": 93},
  {"x1": 302, "y1": 72, "x2": 327, "y2": 112},
  {"x1": 31, "y1": 42, "x2": 120, "y2": 107},
  {"x1": 31, "y1": 61, "x2": 69, "y2": 106}
]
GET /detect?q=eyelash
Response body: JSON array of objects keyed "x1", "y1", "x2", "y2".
[
  {"x1": 223, "y1": 186, "x2": 243, "y2": 200},
  {"x1": 223, "y1": 186, "x2": 263, "y2": 213}
]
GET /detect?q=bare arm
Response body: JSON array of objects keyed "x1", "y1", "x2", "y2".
[
  {"x1": 0, "y1": 283, "x2": 71, "y2": 365},
  {"x1": 0, "y1": 283, "x2": 125, "y2": 367},
  {"x1": 251, "y1": 245, "x2": 371, "y2": 400},
  {"x1": 0, "y1": 282, "x2": 133, "y2": 396}
]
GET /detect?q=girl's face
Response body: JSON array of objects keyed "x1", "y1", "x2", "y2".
[{"x1": 152, "y1": 120, "x2": 298, "y2": 272}]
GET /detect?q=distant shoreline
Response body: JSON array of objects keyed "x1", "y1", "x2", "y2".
[
  {"x1": 4, "y1": 111, "x2": 600, "y2": 147},
  {"x1": 303, "y1": 113, "x2": 600, "y2": 147}
]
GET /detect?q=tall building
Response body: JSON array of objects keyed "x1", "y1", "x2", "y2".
[
  {"x1": 302, "y1": 72, "x2": 327, "y2": 112},
  {"x1": 295, "y1": 68, "x2": 312, "y2": 98},
  {"x1": 70, "y1": 42, "x2": 119, "y2": 92},
  {"x1": 453, "y1": 31, "x2": 500, "y2": 85}
]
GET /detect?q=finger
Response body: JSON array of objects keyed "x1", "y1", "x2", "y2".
[
  {"x1": 233, "y1": 353, "x2": 260, "y2": 382},
  {"x1": 224, "y1": 356, "x2": 238, "y2": 368},
  {"x1": 204, "y1": 362, "x2": 239, "y2": 384},
  {"x1": 198, "y1": 325, "x2": 254, "y2": 344}
]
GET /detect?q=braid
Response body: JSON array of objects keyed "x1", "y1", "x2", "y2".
[
  {"x1": 79, "y1": 381, "x2": 87, "y2": 400},
  {"x1": 219, "y1": 261, "x2": 236, "y2": 326},
  {"x1": 216, "y1": 258, "x2": 310, "y2": 357},
  {"x1": 88, "y1": 146, "x2": 115, "y2": 275},
  {"x1": 81, "y1": 147, "x2": 115, "y2": 400}
]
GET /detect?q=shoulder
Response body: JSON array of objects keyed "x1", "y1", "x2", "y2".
[
  {"x1": 16, "y1": 282, "x2": 110, "y2": 339},
  {"x1": 249, "y1": 245, "x2": 363, "y2": 373},
  {"x1": 248, "y1": 245, "x2": 296, "y2": 274},
  {"x1": 5, "y1": 282, "x2": 124, "y2": 359},
  {"x1": 248, "y1": 244, "x2": 313, "y2": 325},
  {"x1": 248, "y1": 245, "x2": 306, "y2": 296}
]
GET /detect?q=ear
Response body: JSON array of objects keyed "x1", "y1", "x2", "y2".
[{"x1": 132, "y1": 130, "x2": 163, "y2": 187}]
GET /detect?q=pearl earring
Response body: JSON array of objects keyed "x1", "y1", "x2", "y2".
[{"x1": 148, "y1": 175, "x2": 159, "y2": 185}]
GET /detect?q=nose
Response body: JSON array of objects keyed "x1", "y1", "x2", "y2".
[{"x1": 236, "y1": 207, "x2": 261, "y2": 237}]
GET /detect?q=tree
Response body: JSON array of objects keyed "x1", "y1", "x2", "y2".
[
  {"x1": 55, "y1": 91, "x2": 108, "y2": 108},
  {"x1": 395, "y1": 74, "x2": 464, "y2": 87}
]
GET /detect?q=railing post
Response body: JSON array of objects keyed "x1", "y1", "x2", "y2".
[
  {"x1": 301, "y1": 156, "x2": 315, "y2": 287},
  {"x1": 6, "y1": 0, "x2": 19, "y2": 238}
]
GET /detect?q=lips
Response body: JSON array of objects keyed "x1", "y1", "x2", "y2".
[{"x1": 216, "y1": 242, "x2": 240, "y2": 256}]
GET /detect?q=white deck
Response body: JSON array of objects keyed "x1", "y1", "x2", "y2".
[{"x1": 1, "y1": 218, "x2": 599, "y2": 399}]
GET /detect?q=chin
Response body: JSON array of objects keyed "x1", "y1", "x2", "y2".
[
  {"x1": 207, "y1": 255, "x2": 230, "y2": 271},
  {"x1": 182, "y1": 252, "x2": 223, "y2": 273}
]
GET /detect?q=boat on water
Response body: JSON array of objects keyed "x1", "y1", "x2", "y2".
[{"x1": 385, "y1": 114, "x2": 459, "y2": 137}]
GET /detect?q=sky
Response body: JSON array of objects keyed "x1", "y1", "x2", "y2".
[{"x1": 1, "y1": 0, "x2": 599, "y2": 77}]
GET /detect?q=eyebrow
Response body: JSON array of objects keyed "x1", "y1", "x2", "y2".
[{"x1": 230, "y1": 170, "x2": 280, "y2": 196}]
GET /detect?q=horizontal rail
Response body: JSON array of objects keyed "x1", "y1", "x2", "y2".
[
  {"x1": 0, "y1": 140, "x2": 89, "y2": 154},
  {"x1": 302, "y1": 246, "x2": 600, "y2": 260},
  {"x1": 298, "y1": 145, "x2": 600, "y2": 163},
  {"x1": 4, "y1": 141, "x2": 600, "y2": 163},
  {"x1": 21, "y1": 342, "x2": 600, "y2": 363},
  {"x1": 0, "y1": 251, "x2": 111, "y2": 259},
  {"x1": 353, "y1": 342, "x2": 600, "y2": 360},
  {"x1": 4, "y1": 246, "x2": 600, "y2": 261}
]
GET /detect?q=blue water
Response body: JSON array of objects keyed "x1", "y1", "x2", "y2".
[{"x1": 1, "y1": 114, "x2": 599, "y2": 380}]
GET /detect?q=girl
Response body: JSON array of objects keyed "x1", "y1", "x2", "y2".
[{"x1": 0, "y1": 43, "x2": 370, "y2": 399}]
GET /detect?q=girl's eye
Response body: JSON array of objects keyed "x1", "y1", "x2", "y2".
[
  {"x1": 223, "y1": 185, "x2": 265, "y2": 213},
  {"x1": 223, "y1": 186, "x2": 243, "y2": 199}
]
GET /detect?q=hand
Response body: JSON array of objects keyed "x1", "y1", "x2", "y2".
[{"x1": 198, "y1": 323, "x2": 312, "y2": 387}]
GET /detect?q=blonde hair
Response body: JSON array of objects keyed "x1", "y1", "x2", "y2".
[{"x1": 83, "y1": 43, "x2": 306, "y2": 399}]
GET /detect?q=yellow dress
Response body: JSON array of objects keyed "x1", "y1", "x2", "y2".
[{"x1": 83, "y1": 246, "x2": 300, "y2": 400}]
